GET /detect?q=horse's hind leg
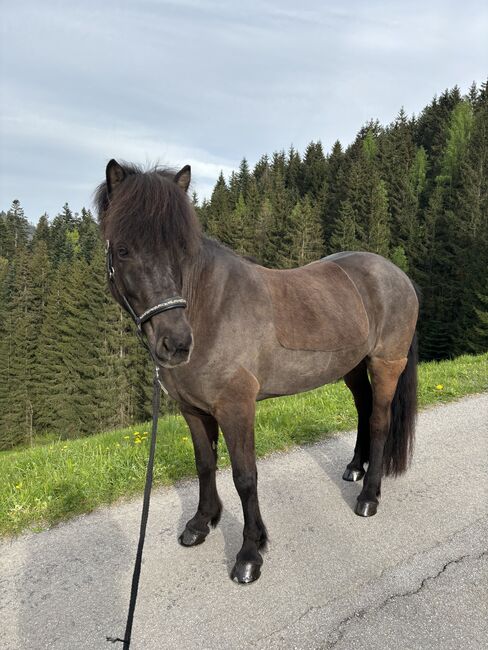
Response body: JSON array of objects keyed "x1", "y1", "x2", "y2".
[
  {"x1": 179, "y1": 410, "x2": 222, "y2": 547},
  {"x1": 355, "y1": 356, "x2": 407, "y2": 517},
  {"x1": 342, "y1": 360, "x2": 372, "y2": 482},
  {"x1": 214, "y1": 369, "x2": 267, "y2": 584}
]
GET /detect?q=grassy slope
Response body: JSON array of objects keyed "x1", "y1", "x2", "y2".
[{"x1": 1, "y1": 353, "x2": 487, "y2": 537}]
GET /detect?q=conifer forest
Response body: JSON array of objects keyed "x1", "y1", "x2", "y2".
[{"x1": 1, "y1": 84, "x2": 487, "y2": 449}]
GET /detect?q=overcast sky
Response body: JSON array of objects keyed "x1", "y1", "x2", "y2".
[{"x1": 1, "y1": 1, "x2": 487, "y2": 223}]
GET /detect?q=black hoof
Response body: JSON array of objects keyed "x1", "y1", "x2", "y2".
[
  {"x1": 342, "y1": 467, "x2": 365, "y2": 482},
  {"x1": 178, "y1": 527, "x2": 207, "y2": 547},
  {"x1": 355, "y1": 500, "x2": 378, "y2": 517},
  {"x1": 230, "y1": 561, "x2": 261, "y2": 584}
]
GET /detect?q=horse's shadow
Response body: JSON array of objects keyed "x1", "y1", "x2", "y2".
[
  {"x1": 302, "y1": 434, "x2": 361, "y2": 512},
  {"x1": 171, "y1": 433, "x2": 361, "y2": 574}
]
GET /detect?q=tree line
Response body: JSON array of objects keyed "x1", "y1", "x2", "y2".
[{"x1": 1, "y1": 82, "x2": 487, "y2": 448}]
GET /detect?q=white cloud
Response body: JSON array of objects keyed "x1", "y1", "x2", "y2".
[{"x1": 1, "y1": 0, "x2": 487, "y2": 220}]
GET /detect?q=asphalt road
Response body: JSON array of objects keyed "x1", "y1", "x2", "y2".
[{"x1": 1, "y1": 394, "x2": 487, "y2": 650}]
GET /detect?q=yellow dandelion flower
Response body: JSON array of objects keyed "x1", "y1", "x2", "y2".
[
  {"x1": 15, "y1": 483, "x2": 23, "y2": 490},
  {"x1": 435, "y1": 384, "x2": 444, "y2": 390},
  {"x1": 124, "y1": 435, "x2": 130, "y2": 439},
  {"x1": 133, "y1": 431, "x2": 139, "y2": 436},
  {"x1": 134, "y1": 439, "x2": 142, "y2": 444}
]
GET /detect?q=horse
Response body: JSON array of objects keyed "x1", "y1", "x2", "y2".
[{"x1": 96, "y1": 160, "x2": 419, "y2": 584}]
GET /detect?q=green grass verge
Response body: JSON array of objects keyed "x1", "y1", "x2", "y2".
[{"x1": 1, "y1": 353, "x2": 487, "y2": 537}]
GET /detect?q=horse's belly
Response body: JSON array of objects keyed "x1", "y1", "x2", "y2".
[{"x1": 257, "y1": 344, "x2": 367, "y2": 399}]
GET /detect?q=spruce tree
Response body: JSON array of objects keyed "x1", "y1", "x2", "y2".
[
  {"x1": 323, "y1": 140, "x2": 346, "y2": 251},
  {"x1": 0, "y1": 249, "x2": 38, "y2": 446},
  {"x1": 282, "y1": 196, "x2": 324, "y2": 267},
  {"x1": 330, "y1": 200, "x2": 364, "y2": 252},
  {"x1": 252, "y1": 197, "x2": 276, "y2": 266},
  {"x1": 1, "y1": 200, "x2": 29, "y2": 259},
  {"x1": 205, "y1": 172, "x2": 230, "y2": 240},
  {"x1": 368, "y1": 179, "x2": 391, "y2": 257}
]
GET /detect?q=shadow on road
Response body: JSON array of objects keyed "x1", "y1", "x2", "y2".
[{"x1": 303, "y1": 434, "x2": 362, "y2": 512}]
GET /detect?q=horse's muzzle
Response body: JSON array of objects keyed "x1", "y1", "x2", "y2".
[{"x1": 155, "y1": 333, "x2": 193, "y2": 367}]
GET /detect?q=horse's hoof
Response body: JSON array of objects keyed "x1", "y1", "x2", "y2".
[
  {"x1": 230, "y1": 561, "x2": 261, "y2": 584},
  {"x1": 342, "y1": 467, "x2": 365, "y2": 482},
  {"x1": 355, "y1": 500, "x2": 378, "y2": 517},
  {"x1": 178, "y1": 527, "x2": 207, "y2": 547}
]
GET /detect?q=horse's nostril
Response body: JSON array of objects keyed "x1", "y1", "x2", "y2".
[
  {"x1": 158, "y1": 335, "x2": 191, "y2": 360},
  {"x1": 162, "y1": 337, "x2": 174, "y2": 354}
]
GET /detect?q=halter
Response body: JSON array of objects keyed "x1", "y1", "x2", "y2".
[
  {"x1": 105, "y1": 240, "x2": 187, "y2": 350},
  {"x1": 105, "y1": 238, "x2": 188, "y2": 649}
]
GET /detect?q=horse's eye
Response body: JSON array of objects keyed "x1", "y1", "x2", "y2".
[{"x1": 117, "y1": 246, "x2": 129, "y2": 258}]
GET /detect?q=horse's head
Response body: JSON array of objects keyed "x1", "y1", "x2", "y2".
[{"x1": 97, "y1": 160, "x2": 201, "y2": 368}]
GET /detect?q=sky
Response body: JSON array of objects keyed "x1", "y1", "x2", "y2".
[{"x1": 1, "y1": 1, "x2": 487, "y2": 223}]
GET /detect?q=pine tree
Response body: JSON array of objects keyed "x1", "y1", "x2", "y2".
[
  {"x1": 31, "y1": 213, "x2": 51, "y2": 251},
  {"x1": 449, "y1": 99, "x2": 488, "y2": 354},
  {"x1": 302, "y1": 141, "x2": 327, "y2": 199},
  {"x1": 50, "y1": 203, "x2": 79, "y2": 265},
  {"x1": 205, "y1": 172, "x2": 230, "y2": 240},
  {"x1": 323, "y1": 140, "x2": 345, "y2": 251},
  {"x1": 285, "y1": 146, "x2": 303, "y2": 199},
  {"x1": 0, "y1": 200, "x2": 29, "y2": 259},
  {"x1": 0, "y1": 256, "x2": 14, "y2": 447},
  {"x1": 281, "y1": 196, "x2": 324, "y2": 267},
  {"x1": 438, "y1": 101, "x2": 474, "y2": 186},
  {"x1": 268, "y1": 166, "x2": 293, "y2": 267},
  {"x1": 223, "y1": 193, "x2": 253, "y2": 255},
  {"x1": 35, "y1": 263, "x2": 72, "y2": 434},
  {"x1": 330, "y1": 200, "x2": 364, "y2": 252},
  {"x1": 471, "y1": 281, "x2": 488, "y2": 352},
  {"x1": 368, "y1": 179, "x2": 391, "y2": 256},
  {"x1": 238, "y1": 158, "x2": 251, "y2": 199},
  {"x1": 252, "y1": 197, "x2": 276, "y2": 266},
  {"x1": 0, "y1": 249, "x2": 39, "y2": 446},
  {"x1": 78, "y1": 208, "x2": 99, "y2": 262},
  {"x1": 254, "y1": 154, "x2": 272, "y2": 195}
]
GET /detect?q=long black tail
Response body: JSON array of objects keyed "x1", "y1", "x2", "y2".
[{"x1": 383, "y1": 332, "x2": 418, "y2": 476}]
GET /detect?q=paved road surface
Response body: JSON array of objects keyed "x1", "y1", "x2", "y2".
[{"x1": 1, "y1": 394, "x2": 487, "y2": 649}]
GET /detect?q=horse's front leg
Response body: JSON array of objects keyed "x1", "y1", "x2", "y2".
[
  {"x1": 179, "y1": 409, "x2": 222, "y2": 546},
  {"x1": 214, "y1": 369, "x2": 267, "y2": 584}
]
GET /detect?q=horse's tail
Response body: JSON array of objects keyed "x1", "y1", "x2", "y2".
[{"x1": 383, "y1": 331, "x2": 418, "y2": 476}]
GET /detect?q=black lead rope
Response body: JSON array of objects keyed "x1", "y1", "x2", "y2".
[
  {"x1": 107, "y1": 367, "x2": 162, "y2": 649},
  {"x1": 105, "y1": 240, "x2": 187, "y2": 648}
]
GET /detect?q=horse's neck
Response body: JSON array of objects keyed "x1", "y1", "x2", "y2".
[{"x1": 181, "y1": 236, "x2": 251, "y2": 309}]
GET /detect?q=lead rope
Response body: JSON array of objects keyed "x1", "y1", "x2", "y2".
[{"x1": 107, "y1": 366, "x2": 162, "y2": 648}]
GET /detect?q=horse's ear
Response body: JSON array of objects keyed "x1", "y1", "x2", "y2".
[
  {"x1": 106, "y1": 159, "x2": 126, "y2": 195},
  {"x1": 174, "y1": 165, "x2": 191, "y2": 192}
]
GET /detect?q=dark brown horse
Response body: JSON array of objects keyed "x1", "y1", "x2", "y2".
[{"x1": 96, "y1": 161, "x2": 419, "y2": 584}]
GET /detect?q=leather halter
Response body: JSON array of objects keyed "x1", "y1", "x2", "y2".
[
  {"x1": 105, "y1": 239, "x2": 188, "y2": 648},
  {"x1": 105, "y1": 240, "x2": 187, "y2": 345}
]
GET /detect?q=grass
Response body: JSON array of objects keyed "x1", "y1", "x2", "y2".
[{"x1": 1, "y1": 352, "x2": 487, "y2": 537}]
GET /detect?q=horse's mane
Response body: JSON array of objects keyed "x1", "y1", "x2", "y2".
[{"x1": 94, "y1": 162, "x2": 201, "y2": 258}]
